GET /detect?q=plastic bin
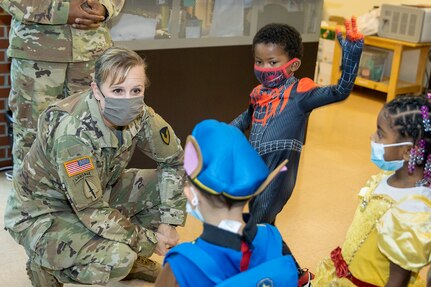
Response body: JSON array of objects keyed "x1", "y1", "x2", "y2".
[{"x1": 358, "y1": 47, "x2": 388, "y2": 82}]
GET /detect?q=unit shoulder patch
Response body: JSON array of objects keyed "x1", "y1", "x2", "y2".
[{"x1": 160, "y1": 127, "x2": 170, "y2": 145}]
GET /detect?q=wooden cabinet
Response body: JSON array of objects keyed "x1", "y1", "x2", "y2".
[{"x1": 328, "y1": 27, "x2": 431, "y2": 102}]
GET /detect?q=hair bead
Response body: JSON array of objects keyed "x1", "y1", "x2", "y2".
[
  {"x1": 421, "y1": 105, "x2": 431, "y2": 132},
  {"x1": 408, "y1": 139, "x2": 426, "y2": 174}
]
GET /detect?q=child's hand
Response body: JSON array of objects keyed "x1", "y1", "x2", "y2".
[
  {"x1": 334, "y1": 16, "x2": 364, "y2": 96},
  {"x1": 345, "y1": 17, "x2": 363, "y2": 41},
  {"x1": 335, "y1": 16, "x2": 364, "y2": 72},
  {"x1": 336, "y1": 16, "x2": 364, "y2": 44}
]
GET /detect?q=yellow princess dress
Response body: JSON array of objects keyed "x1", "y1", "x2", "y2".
[{"x1": 313, "y1": 171, "x2": 431, "y2": 287}]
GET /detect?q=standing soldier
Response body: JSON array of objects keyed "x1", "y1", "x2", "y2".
[
  {"x1": 0, "y1": 0, "x2": 125, "y2": 173},
  {"x1": 4, "y1": 47, "x2": 186, "y2": 286}
]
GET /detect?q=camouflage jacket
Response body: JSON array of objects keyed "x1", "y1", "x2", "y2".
[
  {"x1": 0, "y1": 0, "x2": 125, "y2": 62},
  {"x1": 4, "y1": 91, "x2": 186, "y2": 256}
]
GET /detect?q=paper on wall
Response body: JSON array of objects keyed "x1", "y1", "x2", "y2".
[
  {"x1": 110, "y1": 13, "x2": 157, "y2": 41},
  {"x1": 209, "y1": 0, "x2": 244, "y2": 37}
]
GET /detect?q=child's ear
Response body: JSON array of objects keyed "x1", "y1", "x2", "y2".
[{"x1": 291, "y1": 59, "x2": 301, "y2": 72}]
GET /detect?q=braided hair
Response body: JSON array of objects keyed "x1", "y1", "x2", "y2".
[{"x1": 384, "y1": 95, "x2": 431, "y2": 185}]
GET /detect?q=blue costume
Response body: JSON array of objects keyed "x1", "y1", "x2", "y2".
[
  {"x1": 231, "y1": 35, "x2": 364, "y2": 228},
  {"x1": 165, "y1": 222, "x2": 297, "y2": 286},
  {"x1": 155, "y1": 119, "x2": 297, "y2": 287}
]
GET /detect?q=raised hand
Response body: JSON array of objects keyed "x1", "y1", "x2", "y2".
[
  {"x1": 336, "y1": 16, "x2": 364, "y2": 45},
  {"x1": 334, "y1": 16, "x2": 364, "y2": 97},
  {"x1": 345, "y1": 17, "x2": 363, "y2": 42},
  {"x1": 68, "y1": 0, "x2": 105, "y2": 30}
]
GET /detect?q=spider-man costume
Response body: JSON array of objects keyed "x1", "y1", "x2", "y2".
[{"x1": 231, "y1": 34, "x2": 364, "y2": 232}]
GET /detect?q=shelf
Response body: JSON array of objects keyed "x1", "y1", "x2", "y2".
[
  {"x1": 354, "y1": 77, "x2": 389, "y2": 93},
  {"x1": 114, "y1": 33, "x2": 320, "y2": 50},
  {"x1": 111, "y1": 0, "x2": 323, "y2": 51},
  {"x1": 354, "y1": 77, "x2": 423, "y2": 94}
]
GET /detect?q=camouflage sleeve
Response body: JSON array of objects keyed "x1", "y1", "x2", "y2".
[
  {"x1": 0, "y1": 0, "x2": 69, "y2": 24},
  {"x1": 136, "y1": 107, "x2": 186, "y2": 226},
  {"x1": 99, "y1": 0, "x2": 125, "y2": 20},
  {"x1": 47, "y1": 120, "x2": 158, "y2": 256}
]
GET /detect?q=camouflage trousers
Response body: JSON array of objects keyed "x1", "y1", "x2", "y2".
[
  {"x1": 9, "y1": 58, "x2": 95, "y2": 172},
  {"x1": 9, "y1": 169, "x2": 161, "y2": 285}
]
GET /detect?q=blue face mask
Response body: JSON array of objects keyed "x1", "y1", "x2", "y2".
[
  {"x1": 370, "y1": 141, "x2": 412, "y2": 171},
  {"x1": 186, "y1": 186, "x2": 204, "y2": 222}
]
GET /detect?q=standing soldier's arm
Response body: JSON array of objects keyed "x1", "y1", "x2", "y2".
[
  {"x1": 0, "y1": 0, "x2": 105, "y2": 25},
  {"x1": 98, "y1": 0, "x2": 125, "y2": 20},
  {"x1": 137, "y1": 107, "x2": 186, "y2": 227},
  {"x1": 0, "y1": 0, "x2": 70, "y2": 24},
  {"x1": 74, "y1": 0, "x2": 124, "y2": 29}
]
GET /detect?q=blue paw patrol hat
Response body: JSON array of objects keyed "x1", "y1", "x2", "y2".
[{"x1": 184, "y1": 119, "x2": 287, "y2": 199}]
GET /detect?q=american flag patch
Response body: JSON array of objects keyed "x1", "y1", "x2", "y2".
[{"x1": 64, "y1": 156, "x2": 94, "y2": 177}]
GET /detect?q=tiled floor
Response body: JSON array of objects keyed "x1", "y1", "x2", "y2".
[{"x1": 0, "y1": 89, "x2": 428, "y2": 286}]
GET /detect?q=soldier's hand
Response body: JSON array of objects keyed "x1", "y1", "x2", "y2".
[
  {"x1": 157, "y1": 224, "x2": 179, "y2": 246},
  {"x1": 154, "y1": 232, "x2": 171, "y2": 256},
  {"x1": 68, "y1": 0, "x2": 105, "y2": 30},
  {"x1": 82, "y1": 0, "x2": 107, "y2": 18}
]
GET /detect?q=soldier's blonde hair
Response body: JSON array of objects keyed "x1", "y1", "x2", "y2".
[{"x1": 94, "y1": 47, "x2": 149, "y2": 87}]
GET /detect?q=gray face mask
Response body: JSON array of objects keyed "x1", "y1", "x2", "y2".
[{"x1": 103, "y1": 95, "x2": 145, "y2": 126}]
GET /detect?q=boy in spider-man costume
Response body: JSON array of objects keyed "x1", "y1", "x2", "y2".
[{"x1": 231, "y1": 18, "x2": 364, "y2": 286}]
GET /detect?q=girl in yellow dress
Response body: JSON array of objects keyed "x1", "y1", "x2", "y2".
[{"x1": 313, "y1": 95, "x2": 431, "y2": 287}]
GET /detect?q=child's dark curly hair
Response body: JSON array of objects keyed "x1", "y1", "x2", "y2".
[{"x1": 252, "y1": 23, "x2": 303, "y2": 60}]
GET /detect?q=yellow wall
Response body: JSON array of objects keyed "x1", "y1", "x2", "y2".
[{"x1": 323, "y1": 0, "x2": 425, "y2": 20}]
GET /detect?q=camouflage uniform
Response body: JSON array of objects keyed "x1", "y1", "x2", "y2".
[
  {"x1": 0, "y1": 0, "x2": 125, "y2": 170},
  {"x1": 4, "y1": 91, "x2": 186, "y2": 285}
]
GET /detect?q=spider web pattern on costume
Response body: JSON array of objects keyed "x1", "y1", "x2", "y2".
[
  {"x1": 336, "y1": 35, "x2": 364, "y2": 98},
  {"x1": 252, "y1": 139, "x2": 303, "y2": 156}
]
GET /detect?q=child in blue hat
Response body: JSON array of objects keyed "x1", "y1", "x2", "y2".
[{"x1": 155, "y1": 119, "x2": 298, "y2": 287}]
